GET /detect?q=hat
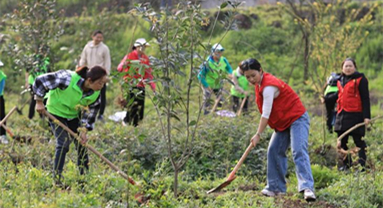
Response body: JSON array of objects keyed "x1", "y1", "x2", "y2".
[
  {"x1": 0, "y1": 60, "x2": 3, "y2": 67},
  {"x1": 211, "y1": 43, "x2": 224, "y2": 53},
  {"x1": 133, "y1": 38, "x2": 150, "y2": 47}
]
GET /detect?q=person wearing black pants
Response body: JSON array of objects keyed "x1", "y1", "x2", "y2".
[
  {"x1": 0, "y1": 62, "x2": 7, "y2": 144},
  {"x1": 232, "y1": 96, "x2": 248, "y2": 112},
  {"x1": 124, "y1": 87, "x2": 145, "y2": 127},
  {"x1": 338, "y1": 132, "x2": 367, "y2": 169},
  {"x1": 117, "y1": 38, "x2": 156, "y2": 127},
  {"x1": 33, "y1": 66, "x2": 108, "y2": 185},
  {"x1": 28, "y1": 86, "x2": 48, "y2": 119},
  {"x1": 0, "y1": 96, "x2": 6, "y2": 143},
  {"x1": 28, "y1": 92, "x2": 36, "y2": 119},
  {"x1": 325, "y1": 58, "x2": 371, "y2": 171},
  {"x1": 324, "y1": 92, "x2": 337, "y2": 133},
  {"x1": 50, "y1": 116, "x2": 89, "y2": 176}
]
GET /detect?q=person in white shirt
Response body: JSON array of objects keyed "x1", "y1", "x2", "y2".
[{"x1": 79, "y1": 30, "x2": 111, "y2": 122}]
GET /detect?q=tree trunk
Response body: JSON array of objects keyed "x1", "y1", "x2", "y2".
[
  {"x1": 303, "y1": 32, "x2": 309, "y2": 80},
  {"x1": 173, "y1": 168, "x2": 178, "y2": 197}
]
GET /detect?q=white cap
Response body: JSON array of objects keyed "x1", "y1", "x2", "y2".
[
  {"x1": 133, "y1": 38, "x2": 150, "y2": 47},
  {"x1": 0, "y1": 60, "x2": 3, "y2": 67},
  {"x1": 211, "y1": 43, "x2": 224, "y2": 53}
]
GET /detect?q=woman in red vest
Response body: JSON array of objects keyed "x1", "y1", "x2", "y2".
[
  {"x1": 240, "y1": 58, "x2": 316, "y2": 202},
  {"x1": 117, "y1": 38, "x2": 156, "y2": 127},
  {"x1": 327, "y1": 58, "x2": 370, "y2": 171}
]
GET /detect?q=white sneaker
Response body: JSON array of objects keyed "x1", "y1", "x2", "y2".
[
  {"x1": 304, "y1": 189, "x2": 316, "y2": 202},
  {"x1": 0, "y1": 135, "x2": 9, "y2": 144},
  {"x1": 261, "y1": 188, "x2": 286, "y2": 197}
]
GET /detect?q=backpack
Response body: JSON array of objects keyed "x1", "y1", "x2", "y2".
[{"x1": 327, "y1": 72, "x2": 340, "y2": 87}]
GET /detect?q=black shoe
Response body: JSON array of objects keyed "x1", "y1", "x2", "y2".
[
  {"x1": 98, "y1": 115, "x2": 105, "y2": 122},
  {"x1": 54, "y1": 174, "x2": 66, "y2": 188}
]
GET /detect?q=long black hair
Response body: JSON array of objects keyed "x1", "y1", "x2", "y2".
[{"x1": 76, "y1": 66, "x2": 107, "y2": 81}]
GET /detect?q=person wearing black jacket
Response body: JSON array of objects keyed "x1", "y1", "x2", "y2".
[{"x1": 325, "y1": 58, "x2": 371, "y2": 171}]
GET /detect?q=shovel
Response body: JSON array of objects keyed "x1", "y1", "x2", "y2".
[
  {"x1": 236, "y1": 97, "x2": 248, "y2": 117},
  {"x1": 207, "y1": 142, "x2": 255, "y2": 194},
  {"x1": 43, "y1": 111, "x2": 137, "y2": 186}
]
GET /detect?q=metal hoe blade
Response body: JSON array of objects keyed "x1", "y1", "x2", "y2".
[{"x1": 206, "y1": 176, "x2": 237, "y2": 194}]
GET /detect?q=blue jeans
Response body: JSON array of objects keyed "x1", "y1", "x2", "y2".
[{"x1": 265, "y1": 112, "x2": 314, "y2": 192}]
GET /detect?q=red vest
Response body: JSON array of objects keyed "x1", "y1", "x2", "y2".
[
  {"x1": 117, "y1": 50, "x2": 153, "y2": 88},
  {"x1": 255, "y1": 73, "x2": 306, "y2": 131},
  {"x1": 337, "y1": 77, "x2": 362, "y2": 113}
]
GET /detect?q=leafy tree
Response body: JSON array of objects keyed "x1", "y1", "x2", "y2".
[
  {"x1": 281, "y1": 0, "x2": 376, "y2": 147},
  {"x1": 130, "y1": 1, "x2": 240, "y2": 197},
  {"x1": 4, "y1": 0, "x2": 64, "y2": 74}
]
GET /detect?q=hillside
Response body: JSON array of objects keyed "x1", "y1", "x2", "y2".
[{"x1": 1, "y1": 0, "x2": 383, "y2": 207}]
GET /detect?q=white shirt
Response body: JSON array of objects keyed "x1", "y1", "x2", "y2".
[
  {"x1": 79, "y1": 41, "x2": 111, "y2": 75},
  {"x1": 262, "y1": 86, "x2": 280, "y2": 119}
]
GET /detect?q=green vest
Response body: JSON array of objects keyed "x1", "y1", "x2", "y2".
[
  {"x1": 230, "y1": 70, "x2": 249, "y2": 98},
  {"x1": 324, "y1": 85, "x2": 338, "y2": 95},
  {"x1": 0, "y1": 70, "x2": 7, "y2": 96},
  {"x1": 206, "y1": 57, "x2": 228, "y2": 89},
  {"x1": 47, "y1": 71, "x2": 100, "y2": 119},
  {"x1": 28, "y1": 57, "x2": 50, "y2": 85},
  {"x1": 0, "y1": 70, "x2": 7, "y2": 82}
]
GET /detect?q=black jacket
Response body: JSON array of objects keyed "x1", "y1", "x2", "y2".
[{"x1": 326, "y1": 71, "x2": 371, "y2": 135}]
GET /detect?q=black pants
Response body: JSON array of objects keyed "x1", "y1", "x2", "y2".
[
  {"x1": 98, "y1": 84, "x2": 106, "y2": 117},
  {"x1": 49, "y1": 114, "x2": 88, "y2": 176},
  {"x1": 337, "y1": 131, "x2": 367, "y2": 168},
  {"x1": 28, "y1": 95, "x2": 36, "y2": 119},
  {"x1": 324, "y1": 93, "x2": 336, "y2": 132},
  {"x1": 28, "y1": 86, "x2": 47, "y2": 119},
  {"x1": 0, "y1": 96, "x2": 6, "y2": 136},
  {"x1": 232, "y1": 96, "x2": 248, "y2": 112},
  {"x1": 124, "y1": 87, "x2": 145, "y2": 127}
]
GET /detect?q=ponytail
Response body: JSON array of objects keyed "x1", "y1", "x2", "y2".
[
  {"x1": 76, "y1": 66, "x2": 89, "y2": 79},
  {"x1": 76, "y1": 65, "x2": 107, "y2": 81}
]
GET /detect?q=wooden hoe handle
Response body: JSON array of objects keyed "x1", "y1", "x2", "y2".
[
  {"x1": 228, "y1": 143, "x2": 254, "y2": 180},
  {"x1": 44, "y1": 111, "x2": 136, "y2": 185},
  {"x1": 237, "y1": 96, "x2": 247, "y2": 116}
]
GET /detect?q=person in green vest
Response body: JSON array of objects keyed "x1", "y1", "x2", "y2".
[
  {"x1": 198, "y1": 43, "x2": 233, "y2": 115},
  {"x1": 231, "y1": 65, "x2": 251, "y2": 113},
  {"x1": 0, "y1": 60, "x2": 8, "y2": 144},
  {"x1": 321, "y1": 72, "x2": 340, "y2": 133},
  {"x1": 25, "y1": 54, "x2": 51, "y2": 119},
  {"x1": 33, "y1": 66, "x2": 108, "y2": 185}
]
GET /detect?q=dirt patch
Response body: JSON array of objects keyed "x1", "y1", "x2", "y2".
[
  {"x1": 276, "y1": 198, "x2": 339, "y2": 208},
  {"x1": 238, "y1": 183, "x2": 258, "y2": 191}
]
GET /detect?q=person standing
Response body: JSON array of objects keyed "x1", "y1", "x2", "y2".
[
  {"x1": 25, "y1": 54, "x2": 51, "y2": 119},
  {"x1": 322, "y1": 72, "x2": 340, "y2": 133},
  {"x1": 325, "y1": 58, "x2": 370, "y2": 171},
  {"x1": 117, "y1": 38, "x2": 156, "y2": 127},
  {"x1": 240, "y1": 58, "x2": 316, "y2": 201},
  {"x1": 0, "y1": 60, "x2": 7, "y2": 144},
  {"x1": 33, "y1": 66, "x2": 108, "y2": 185},
  {"x1": 79, "y1": 30, "x2": 111, "y2": 122},
  {"x1": 198, "y1": 43, "x2": 233, "y2": 115}
]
